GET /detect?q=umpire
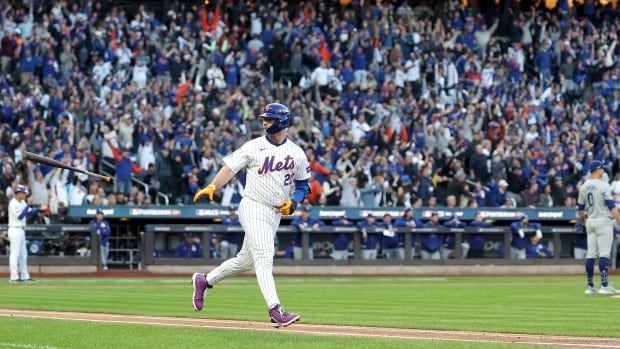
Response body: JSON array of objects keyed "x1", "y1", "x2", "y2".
[
  {"x1": 578, "y1": 161, "x2": 620, "y2": 294},
  {"x1": 8, "y1": 185, "x2": 41, "y2": 282}
]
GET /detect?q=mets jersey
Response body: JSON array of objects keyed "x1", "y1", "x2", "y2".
[
  {"x1": 8, "y1": 198, "x2": 28, "y2": 228},
  {"x1": 578, "y1": 179, "x2": 614, "y2": 220},
  {"x1": 223, "y1": 136, "x2": 310, "y2": 208}
]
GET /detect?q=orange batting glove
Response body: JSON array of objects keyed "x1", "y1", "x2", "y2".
[
  {"x1": 279, "y1": 200, "x2": 297, "y2": 215},
  {"x1": 193, "y1": 183, "x2": 217, "y2": 202}
]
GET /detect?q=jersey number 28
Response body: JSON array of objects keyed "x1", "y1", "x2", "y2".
[{"x1": 284, "y1": 173, "x2": 293, "y2": 186}]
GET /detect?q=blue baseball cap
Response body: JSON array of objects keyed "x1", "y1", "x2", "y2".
[
  {"x1": 589, "y1": 160, "x2": 604, "y2": 172},
  {"x1": 96, "y1": 209, "x2": 104, "y2": 215}
]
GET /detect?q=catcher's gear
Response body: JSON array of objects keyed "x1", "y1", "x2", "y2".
[
  {"x1": 259, "y1": 103, "x2": 291, "y2": 134},
  {"x1": 193, "y1": 183, "x2": 217, "y2": 202},
  {"x1": 279, "y1": 199, "x2": 297, "y2": 215}
]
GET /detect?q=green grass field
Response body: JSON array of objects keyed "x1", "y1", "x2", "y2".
[{"x1": 0, "y1": 275, "x2": 618, "y2": 348}]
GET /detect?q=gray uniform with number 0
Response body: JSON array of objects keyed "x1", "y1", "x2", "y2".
[{"x1": 578, "y1": 179, "x2": 615, "y2": 259}]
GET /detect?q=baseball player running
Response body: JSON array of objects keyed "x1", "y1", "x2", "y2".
[
  {"x1": 578, "y1": 160, "x2": 620, "y2": 294},
  {"x1": 8, "y1": 185, "x2": 43, "y2": 282},
  {"x1": 191, "y1": 103, "x2": 310, "y2": 327}
]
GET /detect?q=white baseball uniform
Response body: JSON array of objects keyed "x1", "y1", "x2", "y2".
[
  {"x1": 578, "y1": 179, "x2": 615, "y2": 259},
  {"x1": 205, "y1": 136, "x2": 310, "y2": 308},
  {"x1": 8, "y1": 197, "x2": 31, "y2": 281}
]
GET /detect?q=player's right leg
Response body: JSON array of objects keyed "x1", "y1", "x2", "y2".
[
  {"x1": 18, "y1": 231, "x2": 31, "y2": 281},
  {"x1": 585, "y1": 225, "x2": 599, "y2": 294},
  {"x1": 192, "y1": 237, "x2": 253, "y2": 311},
  {"x1": 596, "y1": 225, "x2": 618, "y2": 294},
  {"x1": 8, "y1": 229, "x2": 21, "y2": 282}
]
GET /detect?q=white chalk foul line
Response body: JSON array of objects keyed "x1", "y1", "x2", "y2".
[
  {"x1": 1, "y1": 310, "x2": 619, "y2": 349},
  {"x1": 0, "y1": 343, "x2": 61, "y2": 349}
]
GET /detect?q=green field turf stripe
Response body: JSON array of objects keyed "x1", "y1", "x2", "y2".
[
  {"x1": 0, "y1": 317, "x2": 543, "y2": 349},
  {"x1": 1, "y1": 276, "x2": 619, "y2": 337}
]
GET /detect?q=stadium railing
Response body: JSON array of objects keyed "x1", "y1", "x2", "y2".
[
  {"x1": 0, "y1": 224, "x2": 98, "y2": 267},
  {"x1": 142, "y1": 225, "x2": 581, "y2": 266}
]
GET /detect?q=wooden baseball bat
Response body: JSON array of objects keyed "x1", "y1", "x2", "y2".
[{"x1": 23, "y1": 151, "x2": 112, "y2": 182}]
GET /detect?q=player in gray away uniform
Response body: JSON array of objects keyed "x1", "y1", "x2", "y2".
[{"x1": 578, "y1": 161, "x2": 620, "y2": 294}]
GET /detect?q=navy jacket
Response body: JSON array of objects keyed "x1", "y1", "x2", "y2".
[
  {"x1": 175, "y1": 242, "x2": 203, "y2": 258},
  {"x1": 468, "y1": 220, "x2": 493, "y2": 251},
  {"x1": 331, "y1": 219, "x2": 354, "y2": 251},
  {"x1": 526, "y1": 242, "x2": 553, "y2": 259},
  {"x1": 379, "y1": 222, "x2": 402, "y2": 249},
  {"x1": 89, "y1": 219, "x2": 111, "y2": 246},
  {"x1": 421, "y1": 222, "x2": 444, "y2": 253},
  {"x1": 291, "y1": 216, "x2": 324, "y2": 247},
  {"x1": 510, "y1": 221, "x2": 542, "y2": 249},
  {"x1": 357, "y1": 220, "x2": 381, "y2": 250},
  {"x1": 443, "y1": 220, "x2": 466, "y2": 249}
]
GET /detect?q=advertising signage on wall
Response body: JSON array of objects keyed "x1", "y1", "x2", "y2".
[{"x1": 69, "y1": 205, "x2": 577, "y2": 221}]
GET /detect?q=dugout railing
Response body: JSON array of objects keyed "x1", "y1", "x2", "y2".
[{"x1": 142, "y1": 225, "x2": 582, "y2": 266}]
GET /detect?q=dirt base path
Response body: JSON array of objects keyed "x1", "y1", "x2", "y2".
[{"x1": 1, "y1": 309, "x2": 618, "y2": 348}]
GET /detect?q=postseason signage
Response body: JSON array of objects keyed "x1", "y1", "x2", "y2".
[{"x1": 69, "y1": 205, "x2": 577, "y2": 221}]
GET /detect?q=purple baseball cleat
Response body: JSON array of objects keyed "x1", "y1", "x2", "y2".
[
  {"x1": 191, "y1": 272, "x2": 211, "y2": 312},
  {"x1": 269, "y1": 304, "x2": 300, "y2": 328}
]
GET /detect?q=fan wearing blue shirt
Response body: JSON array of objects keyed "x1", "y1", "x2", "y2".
[
  {"x1": 510, "y1": 215, "x2": 542, "y2": 260},
  {"x1": 331, "y1": 214, "x2": 355, "y2": 260},
  {"x1": 291, "y1": 206, "x2": 324, "y2": 260},
  {"x1": 357, "y1": 214, "x2": 381, "y2": 260},
  {"x1": 421, "y1": 212, "x2": 444, "y2": 260}
]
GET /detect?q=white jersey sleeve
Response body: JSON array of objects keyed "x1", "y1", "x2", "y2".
[
  {"x1": 223, "y1": 143, "x2": 251, "y2": 174},
  {"x1": 294, "y1": 151, "x2": 311, "y2": 182},
  {"x1": 8, "y1": 198, "x2": 27, "y2": 227}
]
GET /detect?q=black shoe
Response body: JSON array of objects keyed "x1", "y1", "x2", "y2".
[
  {"x1": 21, "y1": 278, "x2": 35, "y2": 282},
  {"x1": 9, "y1": 279, "x2": 23, "y2": 283}
]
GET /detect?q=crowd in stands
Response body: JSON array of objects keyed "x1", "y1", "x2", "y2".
[{"x1": 1, "y1": 0, "x2": 620, "y2": 223}]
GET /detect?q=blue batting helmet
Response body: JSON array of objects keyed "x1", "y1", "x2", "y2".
[
  {"x1": 259, "y1": 103, "x2": 291, "y2": 134},
  {"x1": 589, "y1": 160, "x2": 604, "y2": 173},
  {"x1": 15, "y1": 184, "x2": 28, "y2": 195}
]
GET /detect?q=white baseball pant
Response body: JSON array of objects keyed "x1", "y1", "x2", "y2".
[
  {"x1": 8, "y1": 227, "x2": 30, "y2": 281},
  {"x1": 206, "y1": 198, "x2": 281, "y2": 308}
]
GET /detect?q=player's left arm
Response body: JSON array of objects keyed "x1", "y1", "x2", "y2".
[
  {"x1": 194, "y1": 143, "x2": 249, "y2": 202},
  {"x1": 193, "y1": 166, "x2": 236, "y2": 202},
  {"x1": 604, "y1": 184, "x2": 620, "y2": 225},
  {"x1": 577, "y1": 188, "x2": 586, "y2": 225},
  {"x1": 280, "y1": 153, "x2": 311, "y2": 215}
]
